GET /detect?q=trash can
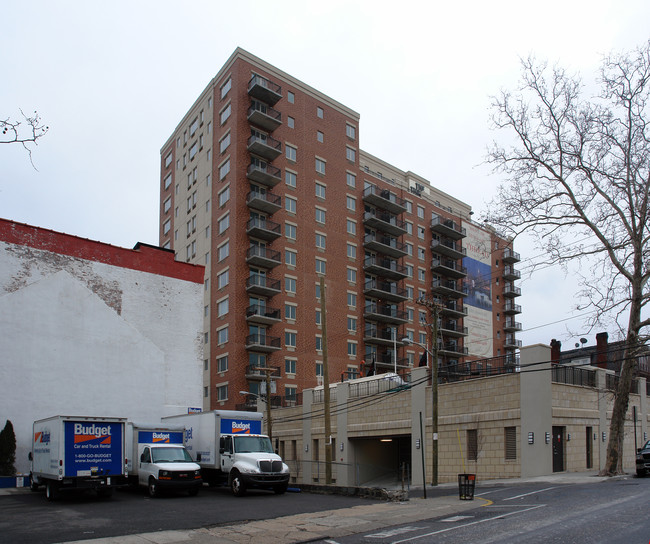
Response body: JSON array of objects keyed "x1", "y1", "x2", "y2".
[{"x1": 458, "y1": 473, "x2": 476, "y2": 500}]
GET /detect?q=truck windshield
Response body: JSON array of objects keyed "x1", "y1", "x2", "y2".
[
  {"x1": 233, "y1": 436, "x2": 274, "y2": 453},
  {"x1": 151, "y1": 447, "x2": 194, "y2": 463}
]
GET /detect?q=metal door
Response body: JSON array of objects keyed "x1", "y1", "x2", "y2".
[{"x1": 552, "y1": 426, "x2": 565, "y2": 472}]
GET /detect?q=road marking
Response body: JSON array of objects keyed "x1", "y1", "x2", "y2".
[
  {"x1": 440, "y1": 515, "x2": 473, "y2": 522},
  {"x1": 503, "y1": 486, "x2": 559, "y2": 501},
  {"x1": 365, "y1": 526, "x2": 427, "y2": 538},
  {"x1": 391, "y1": 505, "x2": 545, "y2": 543}
]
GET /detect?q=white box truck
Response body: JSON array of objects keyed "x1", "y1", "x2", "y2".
[
  {"x1": 125, "y1": 422, "x2": 202, "y2": 497},
  {"x1": 29, "y1": 416, "x2": 127, "y2": 500},
  {"x1": 164, "y1": 410, "x2": 290, "y2": 496}
]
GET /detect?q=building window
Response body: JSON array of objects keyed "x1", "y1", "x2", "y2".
[
  {"x1": 220, "y1": 103, "x2": 231, "y2": 125},
  {"x1": 217, "y1": 269, "x2": 229, "y2": 289},
  {"x1": 405, "y1": 222, "x2": 413, "y2": 235},
  {"x1": 347, "y1": 267, "x2": 357, "y2": 283},
  {"x1": 288, "y1": 91, "x2": 295, "y2": 103},
  {"x1": 505, "y1": 427, "x2": 517, "y2": 460},
  {"x1": 163, "y1": 173, "x2": 172, "y2": 190},
  {"x1": 346, "y1": 196, "x2": 356, "y2": 211},
  {"x1": 317, "y1": 130, "x2": 324, "y2": 143},
  {"x1": 315, "y1": 157, "x2": 326, "y2": 175},
  {"x1": 216, "y1": 384, "x2": 228, "y2": 402},
  {"x1": 285, "y1": 170, "x2": 297, "y2": 187},
  {"x1": 418, "y1": 226, "x2": 426, "y2": 239},
  {"x1": 418, "y1": 247, "x2": 426, "y2": 260},
  {"x1": 285, "y1": 196, "x2": 297, "y2": 214},
  {"x1": 315, "y1": 182, "x2": 326, "y2": 199},
  {"x1": 219, "y1": 158, "x2": 230, "y2": 180},
  {"x1": 162, "y1": 219, "x2": 171, "y2": 235},
  {"x1": 189, "y1": 142, "x2": 198, "y2": 160},
  {"x1": 315, "y1": 336, "x2": 323, "y2": 351},
  {"x1": 346, "y1": 172, "x2": 356, "y2": 188},
  {"x1": 220, "y1": 132, "x2": 231, "y2": 153},
  {"x1": 218, "y1": 241, "x2": 229, "y2": 262},
  {"x1": 286, "y1": 145, "x2": 297, "y2": 162},
  {"x1": 346, "y1": 219, "x2": 356, "y2": 235},
  {"x1": 418, "y1": 268, "x2": 426, "y2": 282},
  {"x1": 346, "y1": 147, "x2": 356, "y2": 162},
  {"x1": 347, "y1": 292, "x2": 357, "y2": 308},
  {"x1": 285, "y1": 277, "x2": 297, "y2": 294},
  {"x1": 347, "y1": 341, "x2": 357, "y2": 357},
  {"x1": 406, "y1": 264, "x2": 413, "y2": 278},
  {"x1": 217, "y1": 297, "x2": 229, "y2": 317},
  {"x1": 217, "y1": 326, "x2": 228, "y2": 345},
  {"x1": 417, "y1": 205, "x2": 425, "y2": 219},
  {"x1": 346, "y1": 243, "x2": 356, "y2": 259},
  {"x1": 317, "y1": 106, "x2": 324, "y2": 118},
  {"x1": 218, "y1": 213, "x2": 230, "y2": 234},
  {"x1": 346, "y1": 124, "x2": 356, "y2": 139},
  {"x1": 405, "y1": 200, "x2": 412, "y2": 214},
  {"x1": 164, "y1": 152, "x2": 173, "y2": 168},
  {"x1": 221, "y1": 77, "x2": 232, "y2": 99},
  {"x1": 217, "y1": 355, "x2": 228, "y2": 372},
  {"x1": 218, "y1": 185, "x2": 230, "y2": 206},
  {"x1": 406, "y1": 242, "x2": 413, "y2": 256},
  {"x1": 315, "y1": 233, "x2": 326, "y2": 250},
  {"x1": 315, "y1": 208, "x2": 326, "y2": 224},
  {"x1": 288, "y1": 116, "x2": 295, "y2": 128},
  {"x1": 285, "y1": 303, "x2": 296, "y2": 320},
  {"x1": 315, "y1": 309, "x2": 321, "y2": 326},
  {"x1": 285, "y1": 222, "x2": 297, "y2": 240},
  {"x1": 285, "y1": 359, "x2": 297, "y2": 375},
  {"x1": 347, "y1": 317, "x2": 357, "y2": 332},
  {"x1": 285, "y1": 331, "x2": 297, "y2": 348},
  {"x1": 315, "y1": 258, "x2": 326, "y2": 275},
  {"x1": 285, "y1": 249, "x2": 296, "y2": 267},
  {"x1": 316, "y1": 362, "x2": 323, "y2": 377}
]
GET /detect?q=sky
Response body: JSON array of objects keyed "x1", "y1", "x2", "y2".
[{"x1": 2, "y1": 0, "x2": 648, "y2": 351}]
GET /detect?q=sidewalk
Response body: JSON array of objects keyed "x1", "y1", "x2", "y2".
[{"x1": 5, "y1": 471, "x2": 618, "y2": 544}]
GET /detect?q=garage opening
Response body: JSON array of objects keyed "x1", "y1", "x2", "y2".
[{"x1": 350, "y1": 435, "x2": 411, "y2": 487}]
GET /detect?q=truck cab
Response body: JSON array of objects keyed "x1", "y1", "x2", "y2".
[{"x1": 138, "y1": 443, "x2": 202, "y2": 497}]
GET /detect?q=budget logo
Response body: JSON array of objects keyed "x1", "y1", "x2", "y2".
[
  {"x1": 73, "y1": 423, "x2": 112, "y2": 446},
  {"x1": 34, "y1": 430, "x2": 51, "y2": 444},
  {"x1": 153, "y1": 433, "x2": 171, "y2": 443},
  {"x1": 231, "y1": 421, "x2": 251, "y2": 434}
]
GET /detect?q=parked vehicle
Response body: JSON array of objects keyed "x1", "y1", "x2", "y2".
[
  {"x1": 164, "y1": 410, "x2": 289, "y2": 496},
  {"x1": 126, "y1": 422, "x2": 202, "y2": 497},
  {"x1": 636, "y1": 440, "x2": 650, "y2": 476},
  {"x1": 29, "y1": 416, "x2": 127, "y2": 500}
]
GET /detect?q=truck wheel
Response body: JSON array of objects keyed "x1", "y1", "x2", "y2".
[
  {"x1": 148, "y1": 478, "x2": 159, "y2": 498},
  {"x1": 45, "y1": 481, "x2": 59, "y2": 501},
  {"x1": 273, "y1": 483, "x2": 288, "y2": 495},
  {"x1": 230, "y1": 470, "x2": 246, "y2": 497}
]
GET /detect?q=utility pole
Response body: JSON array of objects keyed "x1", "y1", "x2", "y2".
[
  {"x1": 259, "y1": 367, "x2": 275, "y2": 443},
  {"x1": 320, "y1": 275, "x2": 332, "y2": 484},
  {"x1": 417, "y1": 297, "x2": 441, "y2": 486}
]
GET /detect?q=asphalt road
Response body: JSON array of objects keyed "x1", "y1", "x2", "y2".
[
  {"x1": 0, "y1": 485, "x2": 372, "y2": 544},
  {"x1": 320, "y1": 478, "x2": 650, "y2": 544}
]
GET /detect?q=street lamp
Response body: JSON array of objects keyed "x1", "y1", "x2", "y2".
[{"x1": 402, "y1": 337, "x2": 438, "y2": 486}]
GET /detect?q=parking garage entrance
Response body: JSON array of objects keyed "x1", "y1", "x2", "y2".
[{"x1": 350, "y1": 435, "x2": 411, "y2": 487}]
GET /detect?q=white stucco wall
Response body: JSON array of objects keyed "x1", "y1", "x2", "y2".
[{"x1": 0, "y1": 241, "x2": 204, "y2": 474}]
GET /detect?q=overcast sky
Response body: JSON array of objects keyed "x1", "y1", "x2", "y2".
[{"x1": 2, "y1": 0, "x2": 648, "y2": 350}]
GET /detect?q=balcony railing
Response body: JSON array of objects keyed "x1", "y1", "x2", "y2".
[
  {"x1": 364, "y1": 255, "x2": 408, "y2": 280},
  {"x1": 503, "y1": 284, "x2": 522, "y2": 298},
  {"x1": 504, "y1": 301, "x2": 522, "y2": 314},
  {"x1": 431, "y1": 257, "x2": 467, "y2": 279},
  {"x1": 245, "y1": 245, "x2": 281, "y2": 268},
  {"x1": 503, "y1": 248, "x2": 521, "y2": 263},
  {"x1": 247, "y1": 159, "x2": 282, "y2": 187},
  {"x1": 247, "y1": 100, "x2": 282, "y2": 132},
  {"x1": 246, "y1": 217, "x2": 281, "y2": 241},
  {"x1": 245, "y1": 334, "x2": 281, "y2": 352},
  {"x1": 363, "y1": 232, "x2": 408, "y2": 258},
  {"x1": 503, "y1": 265, "x2": 521, "y2": 281},
  {"x1": 362, "y1": 184, "x2": 407, "y2": 214},
  {"x1": 245, "y1": 364, "x2": 281, "y2": 379},
  {"x1": 431, "y1": 214, "x2": 466, "y2": 240},
  {"x1": 363, "y1": 324, "x2": 400, "y2": 345},
  {"x1": 363, "y1": 303, "x2": 408, "y2": 324},
  {"x1": 431, "y1": 239, "x2": 466, "y2": 259},
  {"x1": 247, "y1": 74, "x2": 282, "y2": 105},
  {"x1": 432, "y1": 278, "x2": 468, "y2": 299},
  {"x1": 246, "y1": 190, "x2": 282, "y2": 214},
  {"x1": 245, "y1": 304, "x2": 281, "y2": 324},
  {"x1": 246, "y1": 274, "x2": 281, "y2": 296},
  {"x1": 247, "y1": 133, "x2": 282, "y2": 161},
  {"x1": 363, "y1": 210, "x2": 407, "y2": 236},
  {"x1": 363, "y1": 278, "x2": 408, "y2": 302}
]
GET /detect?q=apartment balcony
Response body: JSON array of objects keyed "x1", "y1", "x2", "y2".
[
  {"x1": 503, "y1": 283, "x2": 522, "y2": 298},
  {"x1": 430, "y1": 214, "x2": 466, "y2": 240},
  {"x1": 504, "y1": 301, "x2": 522, "y2": 314},
  {"x1": 363, "y1": 232, "x2": 408, "y2": 259},
  {"x1": 431, "y1": 257, "x2": 467, "y2": 279},
  {"x1": 432, "y1": 278, "x2": 468, "y2": 299},
  {"x1": 438, "y1": 342, "x2": 469, "y2": 357},
  {"x1": 503, "y1": 265, "x2": 521, "y2": 281},
  {"x1": 362, "y1": 184, "x2": 407, "y2": 214},
  {"x1": 363, "y1": 303, "x2": 408, "y2": 324},
  {"x1": 246, "y1": 190, "x2": 281, "y2": 215},
  {"x1": 439, "y1": 320, "x2": 468, "y2": 338},
  {"x1": 431, "y1": 239, "x2": 466, "y2": 260},
  {"x1": 247, "y1": 100, "x2": 282, "y2": 132},
  {"x1": 245, "y1": 304, "x2": 282, "y2": 325},
  {"x1": 374, "y1": 353, "x2": 410, "y2": 370},
  {"x1": 245, "y1": 364, "x2": 281, "y2": 380},
  {"x1": 439, "y1": 300, "x2": 468, "y2": 318},
  {"x1": 503, "y1": 318, "x2": 522, "y2": 332},
  {"x1": 363, "y1": 324, "x2": 400, "y2": 346},
  {"x1": 363, "y1": 211, "x2": 407, "y2": 237},
  {"x1": 247, "y1": 133, "x2": 282, "y2": 161},
  {"x1": 503, "y1": 248, "x2": 521, "y2": 263},
  {"x1": 363, "y1": 279, "x2": 408, "y2": 303},
  {"x1": 364, "y1": 256, "x2": 408, "y2": 280},
  {"x1": 504, "y1": 335, "x2": 523, "y2": 349},
  {"x1": 245, "y1": 333, "x2": 281, "y2": 353},
  {"x1": 246, "y1": 217, "x2": 281, "y2": 241},
  {"x1": 247, "y1": 158, "x2": 281, "y2": 187},
  {"x1": 246, "y1": 274, "x2": 281, "y2": 297},
  {"x1": 247, "y1": 74, "x2": 282, "y2": 106},
  {"x1": 245, "y1": 246, "x2": 281, "y2": 269}
]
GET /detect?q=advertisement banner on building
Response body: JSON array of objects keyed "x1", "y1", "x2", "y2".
[{"x1": 462, "y1": 221, "x2": 493, "y2": 358}]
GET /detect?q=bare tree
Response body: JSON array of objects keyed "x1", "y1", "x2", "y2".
[
  {"x1": 485, "y1": 42, "x2": 650, "y2": 475},
  {"x1": 1, "y1": 109, "x2": 49, "y2": 168}
]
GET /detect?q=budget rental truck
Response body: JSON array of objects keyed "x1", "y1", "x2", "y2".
[
  {"x1": 29, "y1": 416, "x2": 127, "y2": 500},
  {"x1": 125, "y1": 422, "x2": 202, "y2": 497},
  {"x1": 164, "y1": 410, "x2": 290, "y2": 496}
]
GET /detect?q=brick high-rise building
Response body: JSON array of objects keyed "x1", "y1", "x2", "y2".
[{"x1": 159, "y1": 48, "x2": 522, "y2": 411}]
